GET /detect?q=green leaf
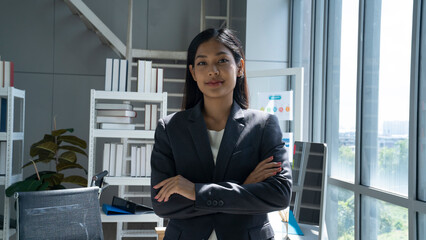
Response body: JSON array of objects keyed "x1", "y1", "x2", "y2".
[
  {"x1": 59, "y1": 145, "x2": 87, "y2": 157},
  {"x1": 22, "y1": 157, "x2": 55, "y2": 168},
  {"x1": 44, "y1": 173, "x2": 64, "y2": 186},
  {"x1": 38, "y1": 181, "x2": 50, "y2": 191},
  {"x1": 59, "y1": 151, "x2": 77, "y2": 163},
  {"x1": 5, "y1": 179, "x2": 43, "y2": 197},
  {"x1": 62, "y1": 175, "x2": 88, "y2": 187},
  {"x1": 24, "y1": 171, "x2": 56, "y2": 181},
  {"x1": 30, "y1": 138, "x2": 53, "y2": 157},
  {"x1": 36, "y1": 142, "x2": 58, "y2": 154},
  {"x1": 52, "y1": 128, "x2": 74, "y2": 136},
  {"x1": 57, "y1": 161, "x2": 87, "y2": 174},
  {"x1": 58, "y1": 136, "x2": 87, "y2": 149}
]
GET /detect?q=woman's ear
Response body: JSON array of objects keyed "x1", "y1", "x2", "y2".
[
  {"x1": 237, "y1": 59, "x2": 245, "y2": 77},
  {"x1": 189, "y1": 65, "x2": 197, "y2": 81}
]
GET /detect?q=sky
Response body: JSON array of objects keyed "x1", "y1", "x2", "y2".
[{"x1": 338, "y1": 0, "x2": 412, "y2": 133}]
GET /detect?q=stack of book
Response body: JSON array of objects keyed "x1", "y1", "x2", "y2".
[
  {"x1": 102, "y1": 143, "x2": 153, "y2": 177},
  {"x1": 0, "y1": 60, "x2": 14, "y2": 88},
  {"x1": 102, "y1": 143, "x2": 124, "y2": 177},
  {"x1": 129, "y1": 144, "x2": 153, "y2": 177},
  {"x1": 137, "y1": 60, "x2": 163, "y2": 130},
  {"x1": 96, "y1": 103, "x2": 136, "y2": 130},
  {"x1": 104, "y1": 58, "x2": 128, "y2": 92}
]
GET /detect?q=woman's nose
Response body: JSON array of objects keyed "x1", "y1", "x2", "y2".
[{"x1": 208, "y1": 65, "x2": 219, "y2": 76}]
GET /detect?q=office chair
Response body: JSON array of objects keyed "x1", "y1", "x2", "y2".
[{"x1": 15, "y1": 186, "x2": 104, "y2": 240}]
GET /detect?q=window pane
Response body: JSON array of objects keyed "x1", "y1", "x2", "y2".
[
  {"x1": 323, "y1": 185, "x2": 354, "y2": 240},
  {"x1": 419, "y1": 213, "x2": 426, "y2": 239},
  {"x1": 361, "y1": 0, "x2": 412, "y2": 196},
  {"x1": 326, "y1": 0, "x2": 358, "y2": 182},
  {"x1": 418, "y1": 0, "x2": 426, "y2": 201},
  {"x1": 361, "y1": 196, "x2": 408, "y2": 239}
]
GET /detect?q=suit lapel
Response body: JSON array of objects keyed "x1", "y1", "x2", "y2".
[
  {"x1": 214, "y1": 102, "x2": 245, "y2": 182},
  {"x1": 187, "y1": 101, "x2": 215, "y2": 179}
]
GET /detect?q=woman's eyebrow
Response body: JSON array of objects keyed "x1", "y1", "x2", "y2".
[{"x1": 195, "y1": 51, "x2": 231, "y2": 60}]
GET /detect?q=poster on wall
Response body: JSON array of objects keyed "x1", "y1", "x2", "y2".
[
  {"x1": 282, "y1": 132, "x2": 293, "y2": 164},
  {"x1": 257, "y1": 91, "x2": 293, "y2": 120}
]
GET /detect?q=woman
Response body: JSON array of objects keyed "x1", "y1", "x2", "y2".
[{"x1": 151, "y1": 28, "x2": 292, "y2": 240}]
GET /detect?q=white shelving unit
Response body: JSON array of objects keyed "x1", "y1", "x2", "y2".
[
  {"x1": 0, "y1": 87, "x2": 25, "y2": 239},
  {"x1": 88, "y1": 89, "x2": 166, "y2": 239}
]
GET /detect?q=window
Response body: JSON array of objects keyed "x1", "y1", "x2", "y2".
[
  {"x1": 361, "y1": 0, "x2": 412, "y2": 196},
  {"x1": 318, "y1": 0, "x2": 426, "y2": 239},
  {"x1": 326, "y1": 0, "x2": 359, "y2": 183}
]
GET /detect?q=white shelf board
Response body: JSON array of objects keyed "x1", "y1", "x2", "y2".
[
  {"x1": 101, "y1": 211, "x2": 160, "y2": 223},
  {"x1": 94, "y1": 91, "x2": 166, "y2": 102},
  {"x1": 0, "y1": 132, "x2": 24, "y2": 141},
  {"x1": 123, "y1": 192, "x2": 151, "y2": 198},
  {"x1": 94, "y1": 129, "x2": 155, "y2": 139},
  {"x1": 0, "y1": 173, "x2": 23, "y2": 186},
  {"x1": 121, "y1": 229, "x2": 157, "y2": 237},
  {"x1": 0, "y1": 228, "x2": 16, "y2": 238},
  {"x1": 104, "y1": 176, "x2": 151, "y2": 186}
]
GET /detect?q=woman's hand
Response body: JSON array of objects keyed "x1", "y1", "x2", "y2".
[
  {"x1": 153, "y1": 175, "x2": 195, "y2": 202},
  {"x1": 243, "y1": 156, "x2": 282, "y2": 184}
]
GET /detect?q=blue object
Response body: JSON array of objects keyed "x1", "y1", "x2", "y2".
[
  {"x1": 0, "y1": 98, "x2": 6, "y2": 132},
  {"x1": 102, "y1": 204, "x2": 132, "y2": 215},
  {"x1": 285, "y1": 210, "x2": 304, "y2": 236}
]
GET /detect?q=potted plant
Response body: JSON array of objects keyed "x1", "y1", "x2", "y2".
[{"x1": 5, "y1": 128, "x2": 88, "y2": 197}]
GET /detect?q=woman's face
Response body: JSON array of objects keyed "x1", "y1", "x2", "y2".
[{"x1": 189, "y1": 39, "x2": 243, "y2": 103}]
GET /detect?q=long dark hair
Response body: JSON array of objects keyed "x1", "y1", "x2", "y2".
[{"x1": 182, "y1": 28, "x2": 249, "y2": 110}]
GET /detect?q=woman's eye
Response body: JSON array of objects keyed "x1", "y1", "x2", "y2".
[
  {"x1": 218, "y1": 59, "x2": 229, "y2": 63},
  {"x1": 196, "y1": 61, "x2": 206, "y2": 66}
]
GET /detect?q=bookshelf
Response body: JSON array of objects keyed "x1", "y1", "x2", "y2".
[
  {"x1": 0, "y1": 87, "x2": 25, "y2": 240},
  {"x1": 88, "y1": 89, "x2": 166, "y2": 239}
]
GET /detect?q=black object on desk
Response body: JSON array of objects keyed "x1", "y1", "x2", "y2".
[{"x1": 112, "y1": 196, "x2": 153, "y2": 214}]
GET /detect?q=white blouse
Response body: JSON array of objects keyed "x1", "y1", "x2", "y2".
[{"x1": 207, "y1": 129, "x2": 224, "y2": 240}]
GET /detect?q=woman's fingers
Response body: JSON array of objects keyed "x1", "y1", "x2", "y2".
[{"x1": 154, "y1": 175, "x2": 196, "y2": 202}]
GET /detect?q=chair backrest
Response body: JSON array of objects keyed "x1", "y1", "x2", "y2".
[
  {"x1": 290, "y1": 141, "x2": 327, "y2": 227},
  {"x1": 15, "y1": 187, "x2": 103, "y2": 240}
]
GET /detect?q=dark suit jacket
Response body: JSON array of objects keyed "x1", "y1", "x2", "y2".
[{"x1": 151, "y1": 100, "x2": 292, "y2": 240}]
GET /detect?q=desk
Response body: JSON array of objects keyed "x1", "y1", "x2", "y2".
[{"x1": 268, "y1": 212, "x2": 319, "y2": 240}]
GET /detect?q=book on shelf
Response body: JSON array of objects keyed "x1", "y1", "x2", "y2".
[
  {"x1": 144, "y1": 61, "x2": 152, "y2": 93},
  {"x1": 130, "y1": 146, "x2": 137, "y2": 177},
  {"x1": 119, "y1": 59, "x2": 127, "y2": 92},
  {"x1": 100, "y1": 123, "x2": 136, "y2": 130},
  {"x1": 96, "y1": 116, "x2": 132, "y2": 124},
  {"x1": 115, "y1": 144, "x2": 123, "y2": 176},
  {"x1": 1, "y1": 61, "x2": 14, "y2": 88},
  {"x1": 151, "y1": 68, "x2": 157, "y2": 92},
  {"x1": 137, "y1": 60, "x2": 152, "y2": 93},
  {"x1": 0, "y1": 98, "x2": 7, "y2": 132},
  {"x1": 103, "y1": 143, "x2": 111, "y2": 175},
  {"x1": 144, "y1": 104, "x2": 151, "y2": 130},
  {"x1": 104, "y1": 58, "x2": 113, "y2": 91},
  {"x1": 102, "y1": 204, "x2": 132, "y2": 215},
  {"x1": 145, "y1": 144, "x2": 152, "y2": 177},
  {"x1": 151, "y1": 105, "x2": 158, "y2": 130},
  {"x1": 136, "y1": 147, "x2": 142, "y2": 177},
  {"x1": 97, "y1": 110, "x2": 136, "y2": 117},
  {"x1": 0, "y1": 141, "x2": 6, "y2": 175},
  {"x1": 109, "y1": 143, "x2": 117, "y2": 177},
  {"x1": 112, "y1": 59, "x2": 120, "y2": 91},
  {"x1": 95, "y1": 103, "x2": 133, "y2": 110},
  {"x1": 157, "y1": 68, "x2": 163, "y2": 93},
  {"x1": 140, "y1": 145, "x2": 146, "y2": 177}
]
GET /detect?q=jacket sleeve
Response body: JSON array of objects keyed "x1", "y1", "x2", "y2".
[
  {"x1": 150, "y1": 118, "x2": 213, "y2": 219},
  {"x1": 194, "y1": 114, "x2": 293, "y2": 214}
]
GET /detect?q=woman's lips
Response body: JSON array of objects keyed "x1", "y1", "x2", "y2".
[{"x1": 206, "y1": 80, "x2": 224, "y2": 87}]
